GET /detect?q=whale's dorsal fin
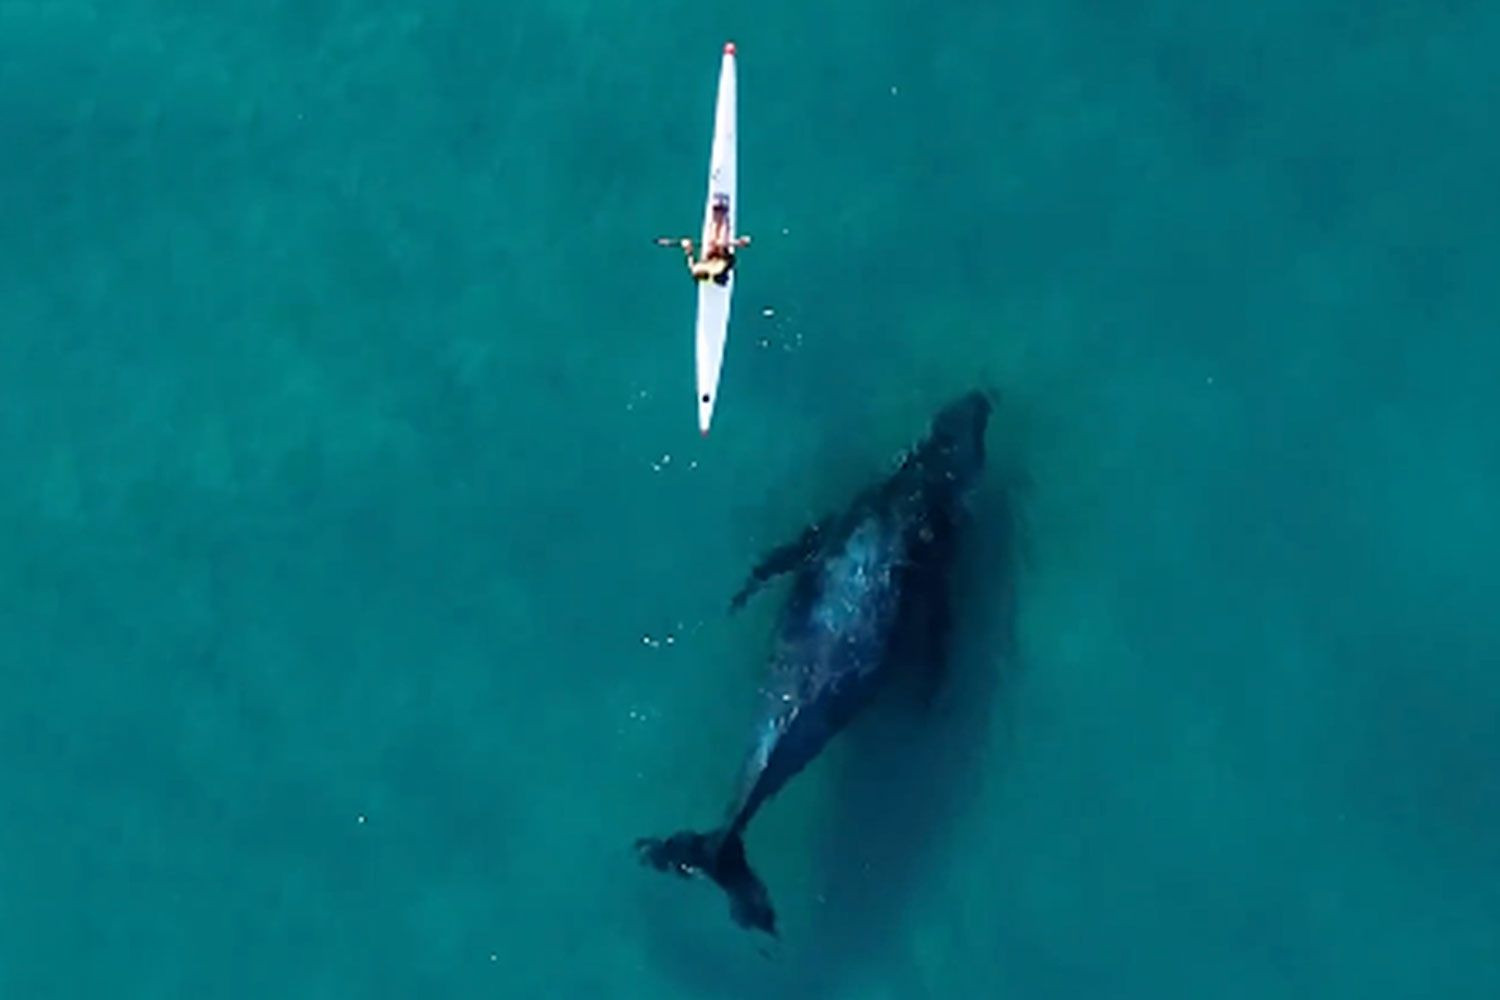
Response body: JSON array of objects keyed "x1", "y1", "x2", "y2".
[{"x1": 729, "y1": 519, "x2": 826, "y2": 612}]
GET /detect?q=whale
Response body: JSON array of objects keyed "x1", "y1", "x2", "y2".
[{"x1": 635, "y1": 390, "x2": 993, "y2": 936}]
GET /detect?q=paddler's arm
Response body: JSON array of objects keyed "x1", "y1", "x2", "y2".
[{"x1": 654, "y1": 237, "x2": 700, "y2": 267}]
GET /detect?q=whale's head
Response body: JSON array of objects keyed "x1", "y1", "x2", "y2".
[{"x1": 913, "y1": 389, "x2": 992, "y2": 494}]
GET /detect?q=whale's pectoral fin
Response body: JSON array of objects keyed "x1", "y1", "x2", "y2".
[{"x1": 729, "y1": 522, "x2": 824, "y2": 612}]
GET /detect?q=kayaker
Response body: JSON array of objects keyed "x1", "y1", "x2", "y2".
[{"x1": 655, "y1": 195, "x2": 750, "y2": 286}]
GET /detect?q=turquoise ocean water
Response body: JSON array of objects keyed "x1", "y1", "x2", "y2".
[{"x1": 3, "y1": 2, "x2": 1497, "y2": 997}]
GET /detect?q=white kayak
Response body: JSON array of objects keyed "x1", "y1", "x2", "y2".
[{"x1": 694, "y1": 42, "x2": 738, "y2": 436}]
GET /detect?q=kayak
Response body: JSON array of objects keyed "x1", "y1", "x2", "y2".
[{"x1": 694, "y1": 41, "x2": 737, "y2": 436}]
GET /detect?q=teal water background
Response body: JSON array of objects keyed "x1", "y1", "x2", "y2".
[{"x1": 3, "y1": 2, "x2": 1498, "y2": 997}]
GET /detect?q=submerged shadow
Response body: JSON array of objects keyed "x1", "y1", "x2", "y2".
[{"x1": 794, "y1": 468, "x2": 1026, "y2": 996}]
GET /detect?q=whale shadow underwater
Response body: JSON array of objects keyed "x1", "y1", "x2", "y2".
[
  {"x1": 633, "y1": 388, "x2": 1025, "y2": 992},
  {"x1": 794, "y1": 464, "x2": 1023, "y2": 992}
]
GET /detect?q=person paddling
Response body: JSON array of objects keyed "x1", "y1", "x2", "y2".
[{"x1": 655, "y1": 192, "x2": 750, "y2": 287}]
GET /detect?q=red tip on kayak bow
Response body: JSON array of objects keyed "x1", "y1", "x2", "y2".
[{"x1": 724, "y1": 41, "x2": 736, "y2": 55}]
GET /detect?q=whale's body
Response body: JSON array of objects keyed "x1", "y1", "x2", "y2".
[{"x1": 635, "y1": 391, "x2": 993, "y2": 936}]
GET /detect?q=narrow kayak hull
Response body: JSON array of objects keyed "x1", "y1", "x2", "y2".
[{"x1": 695, "y1": 43, "x2": 737, "y2": 436}]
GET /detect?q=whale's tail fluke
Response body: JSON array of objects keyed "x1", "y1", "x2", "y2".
[{"x1": 635, "y1": 828, "x2": 777, "y2": 937}]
